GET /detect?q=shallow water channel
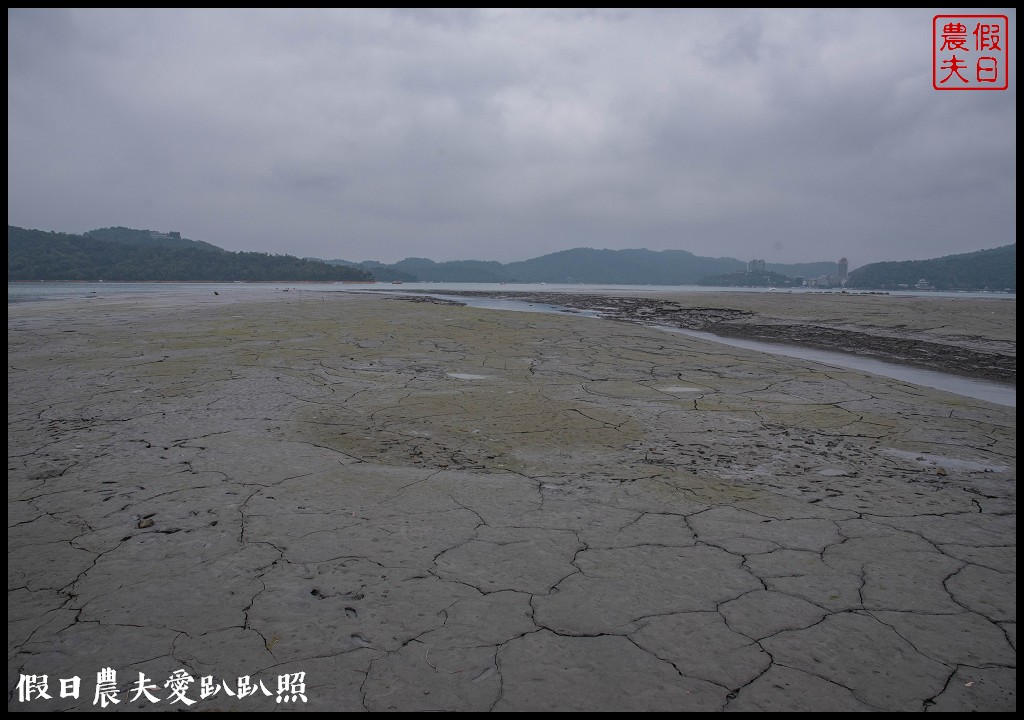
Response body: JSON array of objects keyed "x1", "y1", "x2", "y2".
[{"x1": 421, "y1": 292, "x2": 1016, "y2": 408}]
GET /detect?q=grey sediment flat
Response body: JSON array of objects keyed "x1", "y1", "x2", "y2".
[
  {"x1": 402, "y1": 289, "x2": 1017, "y2": 383},
  {"x1": 8, "y1": 290, "x2": 1016, "y2": 711}
]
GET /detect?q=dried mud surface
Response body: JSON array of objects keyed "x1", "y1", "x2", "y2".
[
  {"x1": 405, "y1": 290, "x2": 1017, "y2": 383},
  {"x1": 8, "y1": 290, "x2": 1016, "y2": 711}
]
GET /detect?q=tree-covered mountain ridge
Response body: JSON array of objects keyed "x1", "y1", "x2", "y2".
[
  {"x1": 327, "y1": 248, "x2": 842, "y2": 285},
  {"x1": 845, "y1": 245, "x2": 1015, "y2": 291},
  {"x1": 329, "y1": 246, "x2": 1015, "y2": 289},
  {"x1": 8, "y1": 226, "x2": 372, "y2": 282},
  {"x1": 9, "y1": 225, "x2": 1014, "y2": 290},
  {"x1": 8, "y1": 225, "x2": 838, "y2": 284}
]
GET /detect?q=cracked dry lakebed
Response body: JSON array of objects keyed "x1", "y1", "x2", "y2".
[{"x1": 7, "y1": 289, "x2": 1016, "y2": 711}]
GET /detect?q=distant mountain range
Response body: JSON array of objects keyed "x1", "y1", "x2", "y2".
[
  {"x1": 8, "y1": 224, "x2": 1014, "y2": 291},
  {"x1": 325, "y1": 248, "x2": 840, "y2": 285}
]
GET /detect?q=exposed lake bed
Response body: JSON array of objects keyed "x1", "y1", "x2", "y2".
[
  {"x1": 388, "y1": 288, "x2": 1017, "y2": 385},
  {"x1": 8, "y1": 289, "x2": 1016, "y2": 711}
]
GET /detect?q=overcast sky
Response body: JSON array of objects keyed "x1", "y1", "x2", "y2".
[{"x1": 7, "y1": 8, "x2": 1017, "y2": 267}]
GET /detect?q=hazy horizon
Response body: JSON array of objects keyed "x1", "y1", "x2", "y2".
[{"x1": 8, "y1": 9, "x2": 1017, "y2": 266}]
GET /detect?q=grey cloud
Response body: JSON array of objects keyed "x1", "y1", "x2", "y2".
[{"x1": 7, "y1": 8, "x2": 1016, "y2": 266}]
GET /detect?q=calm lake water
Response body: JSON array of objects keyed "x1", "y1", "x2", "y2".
[{"x1": 8, "y1": 281, "x2": 1015, "y2": 407}]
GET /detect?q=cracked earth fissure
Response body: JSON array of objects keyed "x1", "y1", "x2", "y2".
[{"x1": 7, "y1": 289, "x2": 1015, "y2": 711}]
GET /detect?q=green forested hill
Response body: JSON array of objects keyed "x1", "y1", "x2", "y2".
[
  {"x1": 845, "y1": 245, "x2": 1015, "y2": 291},
  {"x1": 8, "y1": 226, "x2": 373, "y2": 282}
]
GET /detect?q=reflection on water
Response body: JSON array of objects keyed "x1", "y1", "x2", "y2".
[{"x1": 659, "y1": 328, "x2": 1014, "y2": 408}]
